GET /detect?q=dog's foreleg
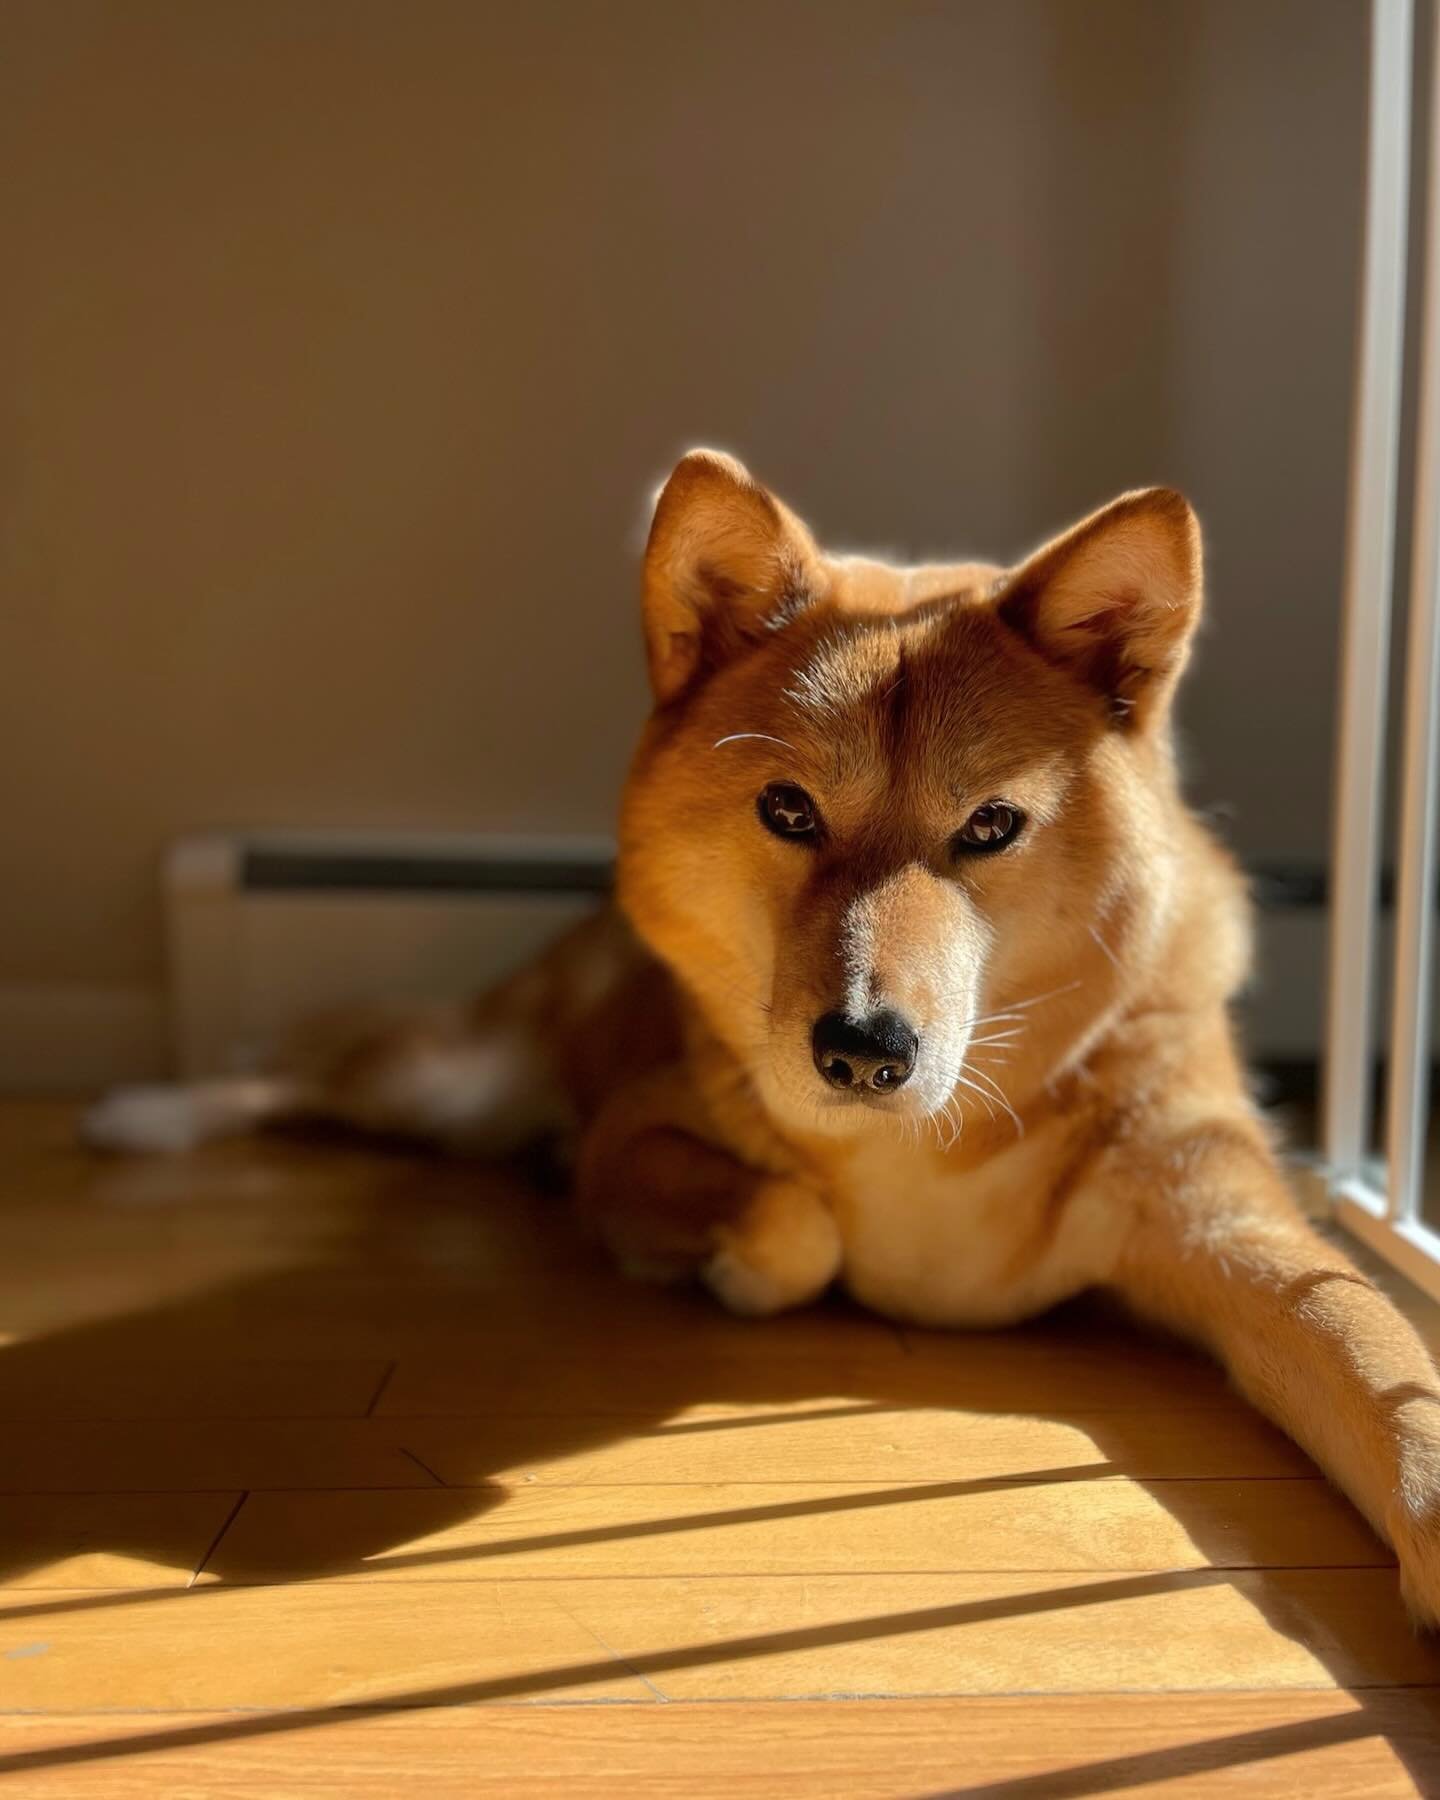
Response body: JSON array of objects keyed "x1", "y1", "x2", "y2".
[
  {"x1": 1108, "y1": 1122, "x2": 1440, "y2": 1624},
  {"x1": 576, "y1": 1071, "x2": 841, "y2": 1315},
  {"x1": 703, "y1": 1176, "x2": 844, "y2": 1317}
]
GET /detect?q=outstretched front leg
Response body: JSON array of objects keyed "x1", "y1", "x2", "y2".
[
  {"x1": 574, "y1": 1067, "x2": 842, "y2": 1317},
  {"x1": 1107, "y1": 1116, "x2": 1440, "y2": 1624}
]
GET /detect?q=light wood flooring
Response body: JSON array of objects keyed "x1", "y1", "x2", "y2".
[{"x1": 1, "y1": 1100, "x2": 1439, "y2": 1795}]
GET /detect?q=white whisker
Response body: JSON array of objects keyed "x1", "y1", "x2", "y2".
[
  {"x1": 1004, "y1": 980, "x2": 1084, "y2": 1013},
  {"x1": 957, "y1": 1010, "x2": 1024, "y2": 1031},
  {"x1": 959, "y1": 980, "x2": 1084, "y2": 1038},
  {"x1": 712, "y1": 732, "x2": 798, "y2": 753},
  {"x1": 930, "y1": 1095, "x2": 959, "y2": 1153},
  {"x1": 966, "y1": 1060, "x2": 1011, "y2": 1101},
  {"x1": 962, "y1": 1062, "x2": 1025, "y2": 1139},
  {"x1": 954, "y1": 1072, "x2": 998, "y2": 1124}
]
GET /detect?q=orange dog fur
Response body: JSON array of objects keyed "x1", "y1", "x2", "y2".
[{"x1": 87, "y1": 450, "x2": 1440, "y2": 1622}]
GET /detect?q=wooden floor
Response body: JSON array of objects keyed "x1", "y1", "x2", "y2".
[{"x1": 2, "y1": 1101, "x2": 1440, "y2": 1796}]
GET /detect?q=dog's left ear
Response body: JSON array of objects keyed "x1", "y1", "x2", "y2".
[
  {"x1": 994, "y1": 487, "x2": 1202, "y2": 726},
  {"x1": 642, "y1": 449, "x2": 824, "y2": 703}
]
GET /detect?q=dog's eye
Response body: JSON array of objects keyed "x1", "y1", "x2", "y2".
[
  {"x1": 954, "y1": 801, "x2": 1024, "y2": 854},
  {"x1": 758, "y1": 782, "x2": 820, "y2": 841}
]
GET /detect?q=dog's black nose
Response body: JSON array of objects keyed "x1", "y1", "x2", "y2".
[{"x1": 812, "y1": 1010, "x2": 918, "y2": 1093}]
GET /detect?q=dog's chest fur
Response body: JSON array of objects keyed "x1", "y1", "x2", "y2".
[{"x1": 822, "y1": 1121, "x2": 1122, "y2": 1328}]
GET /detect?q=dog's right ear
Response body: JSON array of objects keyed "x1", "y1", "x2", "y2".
[{"x1": 642, "y1": 450, "x2": 824, "y2": 704}]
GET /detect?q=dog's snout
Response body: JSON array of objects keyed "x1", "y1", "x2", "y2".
[{"x1": 811, "y1": 1010, "x2": 918, "y2": 1094}]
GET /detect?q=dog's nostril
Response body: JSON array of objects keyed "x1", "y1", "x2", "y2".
[
  {"x1": 820, "y1": 1054, "x2": 855, "y2": 1089},
  {"x1": 812, "y1": 1009, "x2": 918, "y2": 1095}
]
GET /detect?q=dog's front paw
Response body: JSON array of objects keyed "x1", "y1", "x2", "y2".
[{"x1": 702, "y1": 1180, "x2": 842, "y2": 1318}]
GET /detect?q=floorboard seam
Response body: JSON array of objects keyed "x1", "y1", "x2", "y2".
[
  {"x1": 364, "y1": 1362, "x2": 399, "y2": 1418},
  {"x1": 188, "y1": 1493, "x2": 249, "y2": 1587},
  {"x1": 550, "y1": 1598, "x2": 670, "y2": 1704},
  {"x1": 396, "y1": 1446, "x2": 448, "y2": 1487}
]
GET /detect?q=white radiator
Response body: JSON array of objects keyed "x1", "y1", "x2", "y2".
[{"x1": 164, "y1": 832, "x2": 612, "y2": 1078}]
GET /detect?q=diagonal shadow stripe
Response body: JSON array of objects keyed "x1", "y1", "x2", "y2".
[
  {"x1": 923, "y1": 1707, "x2": 1412, "y2": 1799},
  {"x1": 347, "y1": 1464, "x2": 1123, "y2": 1576},
  {"x1": 0, "y1": 1461, "x2": 1126, "y2": 1616},
  {"x1": 0, "y1": 1569, "x2": 1235, "y2": 1776}
]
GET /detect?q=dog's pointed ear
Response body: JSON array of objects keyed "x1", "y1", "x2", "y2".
[
  {"x1": 642, "y1": 449, "x2": 824, "y2": 703},
  {"x1": 994, "y1": 487, "x2": 1202, "y2": 726}
]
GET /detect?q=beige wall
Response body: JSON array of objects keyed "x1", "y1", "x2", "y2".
[{"x1": 0, "y1": 2, "x2": 1366, "y2": 1009}]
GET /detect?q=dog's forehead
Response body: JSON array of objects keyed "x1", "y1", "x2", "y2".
[
  {"x1": 777, "y1": 606, "x2": 1037, "y2": 791},
  {"x1": 782, "y1": 616, "x2": 917, "y2": 717}
]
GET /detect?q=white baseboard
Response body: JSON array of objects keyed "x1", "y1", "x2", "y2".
[{"x1": 0, "y1": 985, "x2": 168, "y2": 1095}]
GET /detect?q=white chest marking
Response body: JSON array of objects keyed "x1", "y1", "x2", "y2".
[{"x1": 829, "y1": 1123, "x2": 1121, "y2": 1328}]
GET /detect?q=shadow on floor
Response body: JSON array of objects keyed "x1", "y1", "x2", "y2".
[{"x1": 0, "y1": 1128, "x2": 1438, "y2": 1791}]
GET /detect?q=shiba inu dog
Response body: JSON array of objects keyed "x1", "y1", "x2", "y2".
[{"x1": 87, "y1": 449, "x2": 1440, "y2": 1622}]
